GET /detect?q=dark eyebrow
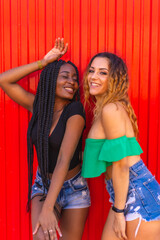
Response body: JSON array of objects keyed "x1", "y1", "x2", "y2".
[
  {"x1": 59, "y1": 71, "x2": 78, "y2": 78},
  {"x1": 59, "y1": 71, "x2": 77, "y2": 76},
  {"x1": 90, "y1": 66, "x2": 109, "y2": 71},
  {"x1": 59, "y1": 71, "x2": 70, "y2": 74}
]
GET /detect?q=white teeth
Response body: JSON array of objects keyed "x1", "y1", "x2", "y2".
[
  {"x1": 91, "y1": 82, "x2": 100, "y2": 86},
  {"x1": 65, "y1": 87, "x2": 74, "y2": 93}
]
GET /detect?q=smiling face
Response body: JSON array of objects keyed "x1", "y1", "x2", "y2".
[
  {"x1": 87, "y1": 57, "x2": 110, "y2": 99},
  {"x1": 55, "y1": 63, "x2": 79, "y2": 100}
]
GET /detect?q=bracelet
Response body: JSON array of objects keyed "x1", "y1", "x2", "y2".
[
  {"x1": 37, "y1": 60, "x2": 44, "y2": 70},
  {"x1": 112, "y1": 206, "x2": 125, "y2": 213}
]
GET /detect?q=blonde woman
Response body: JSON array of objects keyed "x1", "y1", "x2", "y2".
[{"x1": 82, "y1": 52, "x2": 160, "y2": 240}]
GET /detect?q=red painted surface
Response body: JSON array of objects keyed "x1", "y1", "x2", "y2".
[{"x1": 0, "y1": 0, "x2": 160, "y2": 239}]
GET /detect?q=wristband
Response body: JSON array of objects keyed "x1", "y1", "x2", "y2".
[
  {"x1": 112, "y1": 206, "x2": 125, "y2": 213},
  {"x1": 37, "y1": 60, "x2": 44, "y2": 70}
]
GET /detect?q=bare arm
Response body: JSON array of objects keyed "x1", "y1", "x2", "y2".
[
  {"x1": 33, "y1": 114, "x2": 85, "y2": 239},
  {"x1": 0, "y1": 62, "x2": 38, "y2": 112},
  {"x1": 102, "y1": 103, "x2": 129, "y2": 240},
  {"x1": 0, "y1": 38, "x2": 68, "y2": 112},
  {"x1": 111, "y1": 160, "x2": 129, "y2": 240}
]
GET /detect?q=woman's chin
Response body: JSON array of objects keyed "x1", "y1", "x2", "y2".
[
  {"x1": 89, "y1": 90, "x2": 97, "y2": 97},
  {"x1": 89, "y1": 90, "x2": 102, "y2": 98}
]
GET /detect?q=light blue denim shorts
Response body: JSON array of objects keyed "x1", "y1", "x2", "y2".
[
  {"x1": 106, "y1": 160, "x2": 160, "y2": 225},
  {"x1": 31, "y1": 169, "x2": 91, "y2": 211}
]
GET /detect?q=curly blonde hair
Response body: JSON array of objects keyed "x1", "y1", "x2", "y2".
[{"x1": 83, "y1": 52, "x2": 139, "y2": 138}]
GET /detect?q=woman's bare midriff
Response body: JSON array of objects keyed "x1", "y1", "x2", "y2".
[
  {"x1": 104, "y1": 155, "x2": 141, "y2": 180},
  {"x1": 38, "y1": 164, "x2": 81, "y2": 181}
]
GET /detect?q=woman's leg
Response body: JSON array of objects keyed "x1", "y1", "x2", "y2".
[
  {"x1": 31, "y1": 195, "x2": 61, "y2": 240},
  {"x1": 31, "y1": 195, "x2": 46, "y2": 240},
  {"x1": 59, "y1": 207, "x2": 89, "y2": 240},
  {"x1": 101, "y1": 208, "x2": 122, "y2": 240},
  {"x1": 127, "y1": 219, "x2": 160, "y2": 240},
  {"x1": 102, "y1": 208, "x2": 160, "y2": 240}
]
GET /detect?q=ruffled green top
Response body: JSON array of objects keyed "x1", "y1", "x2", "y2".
[{"x1": 81, "y1": 136, "x2": 143, "y2": 178}]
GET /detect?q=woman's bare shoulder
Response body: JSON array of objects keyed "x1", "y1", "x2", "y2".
[
  {"x1": 101, "y1": 102, "x2": 126, "y2": 139},
  {"x1": 102, "y1": 102, "x2": 125, "y2": 118}
]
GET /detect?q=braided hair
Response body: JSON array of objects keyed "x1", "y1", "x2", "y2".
[
  {"x1": 27, "y1": 59, "x2": 80, "y2": 211},
  {"x1": 84, "y1": 52, "x2": 139, "y2": 138}
]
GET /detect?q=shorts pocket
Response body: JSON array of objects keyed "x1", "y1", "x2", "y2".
[
  {"x1": 143, "y1": 176, "x2": 160, "y2": 206},
  {"x1": 71, "y1": 176, "x2": 88, "y2": 191},
  {"x1": 136, "y1": 176, "x2": 160, "y2": 214}
]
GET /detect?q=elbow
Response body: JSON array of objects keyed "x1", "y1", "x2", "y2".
[
  {"x1": 0, "y1": 75, "x2": 5, "y2": 88},
  {"x1": 112, "y1": 163, "x2": 129, "y2": 180},
  {"x1": 120, "y1": 165, "x2": 129, "y2": 174},
  {"x1": 113, "y1": 158, "x2": 130, "y2": 173},
  {"x1": 117, "y1": 165, "x2": 129, "y2": 174},
  {"x1": 0, "y1": 76, "x2": 2, "y2": 87}
]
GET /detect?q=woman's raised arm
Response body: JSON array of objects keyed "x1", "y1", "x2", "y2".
[{"x1": 0, "y1": 38, "x2": 68, "y2": 112}]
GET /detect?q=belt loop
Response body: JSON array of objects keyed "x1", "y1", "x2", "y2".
[
  {"x1": 67, "y1": 179, "x2": 72, "y2": 188},
  {"x1": 130, "y1": 169, "x2": 138, "y2": 177}
]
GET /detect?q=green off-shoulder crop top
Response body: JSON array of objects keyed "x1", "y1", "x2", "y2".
[{"x1": 81, "y1": 136, "x2": 143, "y2": 178}]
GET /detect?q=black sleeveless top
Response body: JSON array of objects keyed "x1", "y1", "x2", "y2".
[{"x1": 31, "y1": 101, "x2": 86, "y2": 173}]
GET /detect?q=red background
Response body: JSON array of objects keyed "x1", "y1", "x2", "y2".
[{"x1": 0, "y1": 0, "x2": 160, "y2": 239}]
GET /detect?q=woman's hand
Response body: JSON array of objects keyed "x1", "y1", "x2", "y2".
[
  {"x1": 42, "y1": 38, "x2": 68, "y2": 67},
  {"x1": 113, "y1": 212, "x2": 127, "y2": 240},
  {"x1": 33, "y1": 207, "x2": 62, "y2": 240}
]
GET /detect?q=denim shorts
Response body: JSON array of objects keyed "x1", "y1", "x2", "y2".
[
  {"x1": 31, "y1": 169, "x2": 91, "y2": 211},
  {"x1": 105, "y1": 160, "x2": 160, "y2": 235}
]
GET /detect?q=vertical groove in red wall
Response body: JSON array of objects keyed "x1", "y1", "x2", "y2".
[
  {"x1": 146, "y1": 0, "x2": 152, "y2": 168},
  {"x1": 157, "y1": 0, "x2": 160, "y2": 183},
  {"x1": 139, "y1": 0, "x2": 151, "y2": 165},
  {"x1": 131, "y1": 0, "x2": 141, "y2": 124},
  {"x1": 0, "y1": 0, "x2": 7, "y2": 239},
  {"x1": 125, "y1": 0, "x2": 133, "y2": 99},
  {"x1": 70, "y1": 0, "x2": 74, "y2": 62},
  {"x1": 64, "y1": 0, "x2": 71, "y2": 59},
  {"x1": 52, "y1": 0, "x2": 56, "y2": 45},
  {"x1": 148, "y1": 0, "x2": 159, "y2": 176},
  {"x1": 46, "y1": 0, "x2": 53, "y2": 51},
  {"x1": 0, "y1": 1, "x2": 160, "y2": 239}
]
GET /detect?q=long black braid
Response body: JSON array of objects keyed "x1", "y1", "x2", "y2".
[
  {"x1": 67, "y1": 61, "x2": 80, "y2": 101},
  {"x1": 27, "y1": 59, "x2": 80, "y2": 211}
]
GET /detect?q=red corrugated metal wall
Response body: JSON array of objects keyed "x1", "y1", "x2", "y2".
[{"x1": 0, "y1": 0, "x2": 160, "y2": 239}]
